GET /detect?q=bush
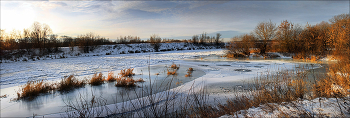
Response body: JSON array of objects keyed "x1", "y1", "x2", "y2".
[{"x1": 89, "y1": 73, "x2": 105, "y2": 86}]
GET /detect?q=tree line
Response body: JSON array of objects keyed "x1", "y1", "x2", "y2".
[
  {"x1": 227, "y1": 13, "x2": 349, "y2": 61},
  {"x1": 0, "y1": 21, "x2": 112, "y2": 55},
  {"x1": 1, "y1": 21, "x2": 224, "y2": 56}
]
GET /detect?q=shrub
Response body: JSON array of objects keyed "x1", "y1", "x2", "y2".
[
  {"x1": 106, "y1": 71, "x2": 117, "y2": 82},
  {"x1": 57, "y1": 75, "x2": 86, "y2": 92},
  {"x1": 119, "y1": 68, "x2": 135, "y2": 77},
  {"x1": 89, "y1": 73, "x2": 105, "y2": 86}
]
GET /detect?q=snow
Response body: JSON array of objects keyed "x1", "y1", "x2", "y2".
[
  {"x1": 1, "y1": 46, "x2": 332, "y2": 117},
  {"x1": 220, "y1": 97, "x2": 350, "y2": 118}
]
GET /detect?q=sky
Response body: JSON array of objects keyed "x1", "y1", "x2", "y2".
[{"x1": 1, "y1": 1, "x2": 349, "y2": 41}]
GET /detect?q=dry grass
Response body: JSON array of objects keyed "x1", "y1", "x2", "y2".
[
  {"x1": 89, "y1": 73, "x2": 105, "y2": 86},
  {"x1": 115, "y1": 77, "x2": 136, "y2": 87},
  {"x1": 170, "y1": 64, "x2": 180, "y2": 70},
  {"x1": 57, "y1": 75, "x2": 86, "y2": 92},
  {"x1": 314, "y1": 61, "x2": 350, "y2": 98},
  {"x1": 119, "y1": 68, "x2": 135, "y2": 77},
  {"x1": 186, "y1": 69, "x2": 311, "y2": 117},
  {"x1": 17, "y1": 80, "x2": 55, "y2": 100},
  {"x1": 185, "y1": 67, "x2": 194, "y2": 77},
  {"x1": 167, "y1": 69, "x2": 177, "y2": 76},
  {"x1": 135, "y1": 78, "x2": 145, "y2": 82},
  {"x1": 106, "y1": 71, "x2": 117, "y2": 82},
  {"x1": 224, "y1": 53, "x2": 246, "y2": 58}
]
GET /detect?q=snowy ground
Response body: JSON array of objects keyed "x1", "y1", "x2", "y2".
[{"x1": 2, "y1": 48, "x2": 334, "y2": 117}]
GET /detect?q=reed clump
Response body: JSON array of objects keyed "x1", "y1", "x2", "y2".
[
  {"x1": 17, "y1": 80, "x2": 55, "y2": 100},
  {"x1": 167, "y1": 69, "x2": 177, "y2": 76},
  {"x1": 106, "y1": 71, "x2": 117, "y2": 82},
  {"x1": 57, "y1": 75, "x2": 86, "y2": 92},
  {"x1": 115, "y1": 77, "x2": 136, "y2": 87},
  {"x1": 185, "y1": 67, "x2": 194, "y2": 77},
  {"x1": 89, "y1": 72, "x2": 105, "y2": 86},
  {"x1": 170, "y1": 64, "x2": 180, "y2": 70},
  {"x1": 119, "y1": 68, "x2": 135, "y2": 77}
]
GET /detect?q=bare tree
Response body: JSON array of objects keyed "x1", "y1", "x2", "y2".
[
  {"x1": 192, "y1": 35, "x2": 198, "y2": 44},
  {"x1": 215, "y1": 33, "x2": 221, "y2": 47},
  {"x1": 30, "y1": 21, "x2": 52, "y2": 53},
  {"x1": 150, "y1": 34, "x2": 162, "y2": 52},
  {"x1": 254, "y1": 20, "x2": 277, "y2": 54}
]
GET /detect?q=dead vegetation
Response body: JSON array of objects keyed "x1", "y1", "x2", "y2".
[
  {"x1": 185, "y1": 67, "x2": 194, "y2": 77},
  {"x1": 170, "y1": 64, "x2": 180, "y2": 70},
  {"x1": 17, "y1": 80, "x2": 55, "y2": 100},
  {"x1": 167, "y1": 69, "x2": 177, "y2": 76},
  {"x1": 115, "y1": 77, "x2": 136, "y2": 87},
  {"x1": 115, "y1": 68, "x2": 145, "y2": 87},
  {"x1": 57, "y1": 75, "x2": 86, "y2": 92},
  {"x1": 119, "y1": 68, "x2": 135, "y2": 77},
  {"x1": 106, "y1": 71, "x2": 117, "y2": 82},
  {"x1": 89, "y1": 73, "x2": 105, "y2": 86}
]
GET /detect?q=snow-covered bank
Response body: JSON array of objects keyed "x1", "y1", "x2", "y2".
[
  {"x1": 1, "y1": 42, "x2": 221, "y2": 63},
  {"x1": 220, "y1": 97, "x2": 350, "y2": 118}
]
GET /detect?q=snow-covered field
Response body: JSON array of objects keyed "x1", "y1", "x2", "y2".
[{"x1": 2, "y1": 48, "x2": 334, "y2": 117}]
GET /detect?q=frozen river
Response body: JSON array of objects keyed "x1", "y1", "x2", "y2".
[{"x1": 0, "y1": 49, "x2": 322, "y2": 117}]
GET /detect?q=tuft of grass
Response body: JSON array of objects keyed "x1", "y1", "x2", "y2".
[
  {"x1": 185, "y1": 67, "x2": 194, "y2": 77},
  {"x1": 17, "y1": 80, "x2": 55, "y2": 100},
  {"x1": 115, "y1": 77, "x2": 136, "y2": 87},
  {"x1": 167, "y1": 69, "x2": 177, "y2": 76},
  {"x1": 106, "y1": 71, "x2": 117, "y2": 82},
  {"x1": 170, "y1": 64, "x2": 180, "y2": 70},
  {"x1": 57, "y1": 75, "x2": 86, "y2": 92},
  {"x1": 89, "y1": 73, "x2": 105, "y2": 86},
  {"x1": 119, "y1": 68, "x2": 135, "y2": 77}
]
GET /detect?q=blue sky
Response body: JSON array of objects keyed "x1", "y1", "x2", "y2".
[{"x1": 1, "y1": 1, "x2": 348, "y2": 41}]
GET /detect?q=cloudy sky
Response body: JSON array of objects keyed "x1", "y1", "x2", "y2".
[{"x1": 1, "y1": 1, "x2": 348, "y2": 41}]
